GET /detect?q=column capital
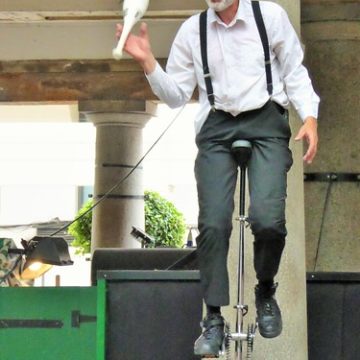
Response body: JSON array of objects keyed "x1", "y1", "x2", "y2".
[{"x1": 81, "y1": 100, "x2": 158, "y2": 128}]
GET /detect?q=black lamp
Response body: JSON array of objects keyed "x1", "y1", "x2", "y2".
[
  {"x1": 9, "y1": 236, "x2": 73, "y2": 280},
  {"x1": 130, "y1": 226, "x2": 155, "y2": 248}
]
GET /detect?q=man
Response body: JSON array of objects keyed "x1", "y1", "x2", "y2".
[{"x1": 116, "y1": 0, "x2": 319, "y2": 356}]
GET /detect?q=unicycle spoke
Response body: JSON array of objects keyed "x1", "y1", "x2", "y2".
[
  {"x1": 223, "y1": 323, "x2": 231, "y2": 360},
  {"x1": 246, "y1": 323, "x2": 256, "y2": 360}
]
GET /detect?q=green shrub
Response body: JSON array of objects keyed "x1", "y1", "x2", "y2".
[
  {"x1": 144, "y1": 190, "x2": 186, "y2": 248},
  {"x1": 68, "y1": 191, "x2": 186, "y2": 253},
  {"x1": 68, "y1": 199, "x2": 93, "y2": 254}
]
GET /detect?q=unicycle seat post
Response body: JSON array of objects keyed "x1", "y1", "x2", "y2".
[
  {"x1": 239, "y1": 164, "x2": 247, "y2": 219},
  {"x1": 231, "y1": 140, "x2": 252, "y2": 217}
]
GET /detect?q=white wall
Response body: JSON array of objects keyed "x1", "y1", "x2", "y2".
[
  {"x1": 0, "y1": 112, "x2": 96, "y2": 225},
  {"x1": 0, "y1": 103, "x2": 199, "y2": 226}
]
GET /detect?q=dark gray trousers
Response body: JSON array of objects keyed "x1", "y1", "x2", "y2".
[{"x1": 194, "y1": 101, "x2": 293, "y2": 306}]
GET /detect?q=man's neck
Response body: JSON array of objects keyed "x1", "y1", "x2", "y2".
[{"x1": 216, "y1": 0, "x2": 240, "y2": 25}]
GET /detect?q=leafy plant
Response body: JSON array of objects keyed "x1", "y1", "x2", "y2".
[
  {"x1": 68, "y1": 199, "x2": 93, "y2": 254},
  {"x1": 68, "y1": 191, "x2": 186, "y2": 253},
  {"x1": 144, "y1": 190, "x2": 186, "y2": 248}
]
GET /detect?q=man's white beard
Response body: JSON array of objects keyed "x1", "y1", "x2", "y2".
[{"x1": 205, "y1": 0, "x2": 235, "y2": 12}]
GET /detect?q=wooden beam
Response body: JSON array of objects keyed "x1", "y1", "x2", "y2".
[
  {"x1": 0, "y1": 59, "x2": 199, "y2": 103},
  {"x1": 0, "y1": 60, "x2": 158, "y2": 102},
  {"x1": 0, "y1": 72, "x2": 156, "y2": 101},
  {"x1": 0, "y1": 10, "x2": 201, "y2": 23},
  {"x1": 0, "y1": 59, "x2": 163, "y2": 73}
]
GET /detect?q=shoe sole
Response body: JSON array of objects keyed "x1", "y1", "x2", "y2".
[
  {"x1": 256, "y1": 317, "x2": 282, "y2": 339},
  {"x1": 195, "y1": 355, "x2": 220, "y2": 359},
  {"x1": 194, "y1": 349, "x2": 222, "y2": 358},
  {"x1": 194, "y1": 350, "x2": 221, "y2": 358},
  {"x1": 258, "y1": 326, "x2": 282, "y2": 339}
]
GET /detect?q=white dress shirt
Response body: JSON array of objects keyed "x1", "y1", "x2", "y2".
[{"x1": 146, "y1": 0, "x2": 320, "y2": 134}]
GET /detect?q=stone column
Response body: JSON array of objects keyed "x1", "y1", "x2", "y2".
[
  {"x1": 224, "y1": 1, "x2": 308, "y2": 359},
  {"x1": 82, "y1": 101, "x2": 156, "y2": 251},
  {"x1": 301, "y1": 0, "x2": 360, "y2": 272}
]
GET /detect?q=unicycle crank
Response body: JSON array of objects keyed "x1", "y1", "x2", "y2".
[{"x1": 221, "y1": 321, "x2": 256, "y2": 360}]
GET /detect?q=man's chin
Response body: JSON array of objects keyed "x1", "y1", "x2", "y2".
[{"x1": 205, "y1": 0, "x2": 235, "y2": 12}]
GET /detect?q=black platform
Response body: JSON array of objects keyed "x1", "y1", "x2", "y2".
[
  {"x1": 99, "y1": 270, "x2": 202, "y2": 360},
  {"x1": 91, "y1": 248, "x2": 198, "y2": 285},
  {"x1": 307, "y1": 272, "x2": 360, "y2": 360},
  {"x1": 92, "y1": 249, "x2": 201, "y2": 360}
]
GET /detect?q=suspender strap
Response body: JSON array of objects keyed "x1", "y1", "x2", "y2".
[
  {"x1": 251, "y1": 1, "x2": 273, "y2": 96},
  {"x1": 199, "y1": 2, "x2": 273, "y2": 108},
  {"x1": 199, "y1": 11, "x2": 216, "y2": 110}
]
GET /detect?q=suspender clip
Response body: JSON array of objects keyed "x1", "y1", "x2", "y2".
[
  {"x1": 204, "y1": 72, "x2": 211, "y2": 79},
  {"x1": 265, "y1": 60, "x2": 271, "y2": 65}
]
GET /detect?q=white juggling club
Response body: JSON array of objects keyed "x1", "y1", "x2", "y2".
[{"x1": 113, "y1": 0, "x2": 150, "y2": 60}]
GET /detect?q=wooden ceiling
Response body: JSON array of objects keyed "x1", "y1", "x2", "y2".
[
  {"x1": 0, "y1": 0, "x2": 207, "y2": 60},
  {"x1": 0, "y1": 1, "x2": 206, "y2": 105}
]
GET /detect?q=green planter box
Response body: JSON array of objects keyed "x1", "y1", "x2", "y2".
[{"x1": 0, "y1": 286, "x2": 102, "y2": 360}]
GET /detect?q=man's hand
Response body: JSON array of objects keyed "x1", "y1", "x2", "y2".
[
  {"x1": 115, "y1": 22, "x2": 156, "y2": 74},
  {"x1": 295, "y1": 116, "x2": 318, "y2": 164}
]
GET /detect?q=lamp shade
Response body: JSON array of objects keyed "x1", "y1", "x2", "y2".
[
  {"x1": 20, "y1": 236, "x2": 73, "y2": 280},
  {"x1": 26, "y1": 236, "x2": 73, "y2": 265}
]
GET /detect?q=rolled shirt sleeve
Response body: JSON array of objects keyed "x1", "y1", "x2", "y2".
[{"x1": 146, "y1": 20, "x2": 197, "y2": 109}]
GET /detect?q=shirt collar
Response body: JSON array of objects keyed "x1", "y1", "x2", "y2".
[{"x1": 207, "y1": 0, "x2": 251, "y2": 26}]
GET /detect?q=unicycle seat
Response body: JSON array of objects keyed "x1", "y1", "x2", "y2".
[{"x1": 231, "y1": 140, "x2": 252, "y2": 168}]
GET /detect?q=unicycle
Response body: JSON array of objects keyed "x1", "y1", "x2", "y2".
[{"x1": 220, "y1": 140, "x2": 257, "y2": 360}]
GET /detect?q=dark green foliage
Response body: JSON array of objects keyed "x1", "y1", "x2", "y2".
[
  {"x1": 144, "y1": 190, "x2": 186, "y2": 248},
  {"x1": 69, "y1": 191, "x2": 186, "y2": 253},
  {"x1": 68, "y1": 199, "x2": 93, "y2": 254}
]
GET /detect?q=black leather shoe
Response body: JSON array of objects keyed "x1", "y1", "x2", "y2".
[
  {"x1": 255, "y1": 282, "x2": 282, "y2": 338},
  {"x1": 194, "y1": 313, "x2": 225, "y2": 357}
]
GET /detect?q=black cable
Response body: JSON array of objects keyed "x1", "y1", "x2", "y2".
[
  {"x1": 313, "y1": 179, "x2": 334, "y2": 271},
  {"x1": 165, "y1": 249, "x2": 197, "y2": 270},
  {"x1": 50, "y1": 105, "x2": 186, "y2": 237}
]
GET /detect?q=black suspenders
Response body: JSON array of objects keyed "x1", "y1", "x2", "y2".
[
  {"x1": 252, "y1": 1, "x2": 273, "y2": 96},
  {"x1": 199, "y1": 10, "x2": 216, "y2": 110},
  {"x1": 199, "y1": 1, "x2": 273, "y2": 110}
]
